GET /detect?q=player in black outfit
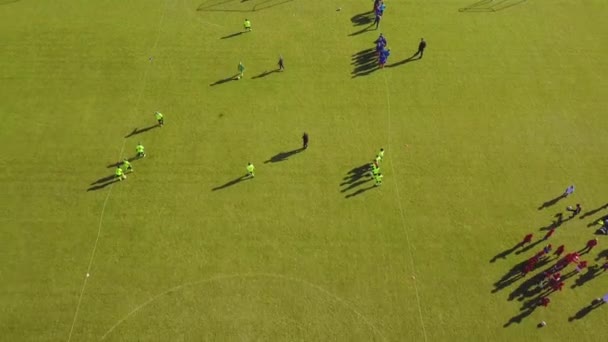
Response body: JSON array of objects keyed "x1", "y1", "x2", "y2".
[
  {"x1": 302, "y1": 133, "x2": 309, "y2": 149},
  {"x1": 415, "y1": 38, "x2": 427, "y2": 59}
]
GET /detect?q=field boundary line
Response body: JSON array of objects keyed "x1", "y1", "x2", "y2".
[
  {"x1": 383, "y1": 73, "x2": 428, "y2": 342},
  {"x1": 65, "y1": 1, "x2": 170, "y2": 341}
]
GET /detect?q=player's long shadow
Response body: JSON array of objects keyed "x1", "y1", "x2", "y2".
[
  {"x1": 87, "y1": 175, "x2": 120, "y2": 191},
  {"x1": 503, "y1": 290, "x2": 552, "y2": 328},
  {"x1": 538, "y1": 213, "x2": 565, "y2": 231},
  {"x1": 538, "y1": 194, "x2": 565, "y2": 210},
  {"x1": 515, "y1": 239, "x2": 543, "y2": 255},
  {"x1": 351, "y1": 48, "x2": 379, "y2": 77},
  {"x1": 220, "y1": 32, "x2": 243, "y2": 39},
  {"x1": 252, "y1": 69, "x2": 279, "y2": 79},
  {"x1": 350, "y1": 11, "x2": 374, "y2": 27},
  {"x1": 210, "y1": 74, "x2": 239, "y2": 86},
  {"x1": 571, "y1": 265, "x2": 602, "y2": 289},
  {"x1": 508, "y1": 257, "x2": 557, "y2": 301},
  {"x1": 568, "y1": 299, "x2": 605, "y2": 321},
  {"x1": 490, "y1": 241, "x2": 523, "y2": 263},
  {"x1": 503, "y1": 305, "x2": 536, "y2": 327},
  {"x1": 212, "y1": 175, "x2": 250, "y2": 191},
  {"x1": 492, "y1": 259, "x2": 528, "y2": 293},
  {"x1": 87, "y1": 179, "x2": 120, "y2": 191},
  {"x1": 459, "y1": 0, "x2": 527, "y2": 12},
  {"x1": 197, "y1": 0, "x2": 294, "y2": 13},
  {"x1": 348, "y1": 11, "x2": 375, "y2": 36},
  {"x1": 106, "y1": 156, "x2": 139, "y2": 169},
  {"x1": 580, "y1": 203, "x2": 608, "y2": 219},
  {"x1": 264, "y1": 148, "x2": 302, "y2": 163},
  {"x1": 125, "y1": 125, "x2": 158, "y2": 138},
  {"x1": 595, "y1": 249, "x2": 608, "y2": 261},
  {"x1": 386, "y1": 54, "x2": 419, "y2": 68},
  {"x1": 588, "y1": 214, "x2": 608, "y2": 227},
  {"x1": 341, "y1": 163, "x2": 371, "y2": 185},
  {"x1": 91, "y1": 175, "x2": 115, "y2": 185},
  {"x1": 349, "y1": 24, "x2": 374, "y2": 37}
]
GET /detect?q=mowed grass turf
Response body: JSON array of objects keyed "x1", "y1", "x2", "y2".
[{"x1": 1, "y1": 0, "x2": 607, "y2": 340}]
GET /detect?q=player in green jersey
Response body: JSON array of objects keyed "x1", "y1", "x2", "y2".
[
  {"x1": 374, "y1": 173, "x2": 383, "y2": 186},
  {"x1": 378, "y1": 148, "x2": 385, "y2": 161},
  {"x1": 136, "y1": 143, "x2": 146, "y2": 158},
  {"x1": 155, "y1": 111, "x2": 164, "y2": 127},
  {"x1": 238, "y1": 62, "x2": 245, "y2": 79},
  {"x1": 115, "y1": 166, "x2": 126, "y2": 181},
  {"x1": 246, "y1": 162, "x2": 255, "y2": 178},
  {"x1": 122, "y1": 159, "x2": 133, "y2": 173}
]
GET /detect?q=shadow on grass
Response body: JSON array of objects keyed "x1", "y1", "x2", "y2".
[
  {"x1": 252, "y1": 69, "x2": 280, "y2": 79},
  {"x1": 348, "y1": 11, "x2": 375, "y2": 36},
  {"x1": 595, "y1": 249, "x2": 608, "y2": 261},
  {"x1": 264, "y1": 148, "x2": 302, "y2": 163},
  {"x1": 580, "y1": 203, "x2": 608, "y2": 219},
  {"x1": 351, "y1": 48, "x2": 378, "y2": 77},
  {"x1": 386, "y1": 54, "x2": 419, "y2": 68},
  {"x1": 197, "y1": 0, "x2": 294, "y2": 13},
  {"x1": 341, "y1": 163, "x2": 371, "y2": 184},
  {"x1": 349, "y1": 25, "x2": 376, "y2": 37},
  {"x1": 210, "y1": 74, "x2": 239, "y2": 86},
  {"x1": 507, "y1": 257, "x2": 558, "y2": 301},
  {"x1": 351, "y1": 11, "x2": 374, "y2": 26},
  {"x1": 220, "y1": 31, "x2": 244, "y2": 39},
  {"x1": 87, "y1": 179, "x2": 120, "y2": 191},
  {"x1": 88, "y1": 174, "x2": 123, "y2": 191},
  {"x1": 490, "y1": 241, "x2": 523, "y2": 263},
  {"x1": 492, "y1": 258, "x2": 527, "y2": 293},
  {"x1": 538, "y1": 194, "x2": 565, "y2": 210},
  {"x1": 340, "y1": 163, "x2": 373, "y2": 197},
  {"x1": 212, "y1": 175, "x2": 250, "y2": 191},
  {"x1": 571, "y1": 265, "x2": 602, "y2": 289},
  {"x1": 515, "y1": 239, "x2": 543, "y2": 255},
  {"x1": 341, "y1": 179, "x2": 373, "y2": 193},
  {"x1": 125, "y1": 125, "x2": 159, "y2": 138},
  {"x1": 505, "y1": 291, "x2": 554, "y2": 328},
  {"x1": 538, "y1": 213, "x2": 565, "y2": 231},
  {"x1": 503, "y1": 305, "x2": 537, "y2": 327},
  {"x1": 106, "y1": 156, "x2": 140, "y2": 169},
  {"x1": 588, "y1": 214, "x2": 608, "y2": 227},
  {"x1": 91, "y1": 175, "x2": 115, "y2": 185},
  {"x1": 568, "y1": 299, "x2": 605, "y2": 321},
  {"x1": 459, "y1": 0, "x2": 527, "y2": 12}
]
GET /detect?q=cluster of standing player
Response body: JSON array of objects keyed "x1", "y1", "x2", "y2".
[
  {"x1": 503, "y1": 184, "x2": 606, "y2": 314},
  {"x1": 369, "y1": 148, "x2": 385, "y2": 186},
  {"x1": 113, "y1": 112, "x2": 163, "y2": 181},
  {"x1": 371, "y1": 0, "x2": 426, "y2": 68}
]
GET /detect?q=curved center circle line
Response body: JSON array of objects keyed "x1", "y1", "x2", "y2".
[{"x1": 100, "y1": 272, "x2": 386, "y2": 341}]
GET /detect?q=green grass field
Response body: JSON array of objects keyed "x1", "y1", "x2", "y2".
[{"x1": 2, "y1": 0, "x2": 608, "y2": 340}]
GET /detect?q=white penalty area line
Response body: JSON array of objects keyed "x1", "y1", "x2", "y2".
[
  {"x1": 383, "y1": 74, "x2": 428, "y2": 342},
  {"x1": 65, "y1": 1, "x2": 170, "y2": 341}
]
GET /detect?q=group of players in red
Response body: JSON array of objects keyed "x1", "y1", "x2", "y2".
[{"x1": 518, "y1": 233, "x2": 606, "y2": 307}]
